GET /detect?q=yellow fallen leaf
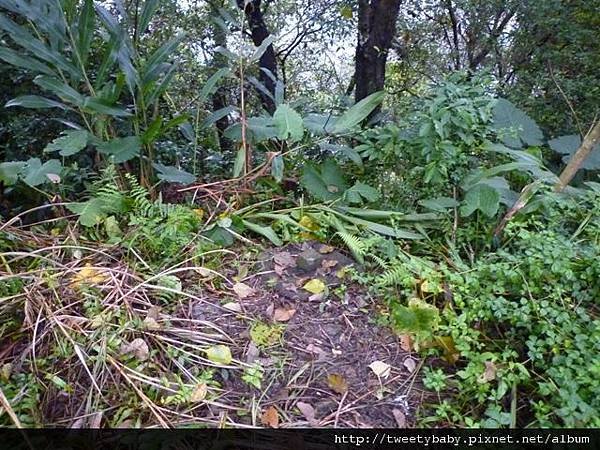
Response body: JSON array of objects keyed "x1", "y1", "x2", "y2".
[
  {"x1": 190, "y1": 383, "x2": 207, "y2": 402},
  {"x1": 303, "y1": 278, "x2": 326, "y2": 294},
  {"x1": 261, "y1": 406, "x2": 279, "y2": 428},
  {"x1": 193, "y1": 208, "x2": 204, "y2": 221},
  {"x1": 435, "y1": 336, "x2": 460, "y2": 364},
  {"x1": 318, "y1": 245, "x2": 334, "y2": 254},
  {"x1": 205, "y1": 345, "x2": 232, "y2": 365},
  {"x1": 71, "y1": 263, "x2": 108, "y2": 288},
  {"x1": 327, "y1": 373, "x2": 348, "y2": 394}
]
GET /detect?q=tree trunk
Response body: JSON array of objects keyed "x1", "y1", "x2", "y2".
[
  {"x1": 209, "y1": 0, "x2": 232, "y2": 155},
  {"x1": 237, "y1": 0, "x2": 278, "y2": 114},
  {"x1": 354, "y1": 0, "x2": 402, "y2": 105}
]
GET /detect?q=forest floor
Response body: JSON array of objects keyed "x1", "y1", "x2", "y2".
[{"x1": 1, "y1": 231, "x2": 424, "y2": 428}]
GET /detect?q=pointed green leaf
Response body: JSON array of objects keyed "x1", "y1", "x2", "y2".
[
  {"x1": 332, "y1": 91, "x2": 385, "y2": 134},
  {"x1": 273, "y1": 104, "x2": 304, "y2": 142},
  {"x1": 0, "y1": 47, "x2": 56, "y2": 75},
  {"x1": 33, "y1": 75, "x2": 84, "y2": 106},
  {"x1": 242, "y1": 220, "x2": 283, "y2": 246},
  {"x1": 271, "y1": 154, "x2": 284, "y2": 182},
  {"x1": 83, "y1": 97, "x2": 131, "y2": 117},
  {"x1": 76, "y1": 0, "x2": 95, "y2": 65},
  {"x1": 6, "y1": 95, "x2": 69, "y2": 110},
  {"x1": 461, "y1": 184, "x2": 500, "y2": 218}
]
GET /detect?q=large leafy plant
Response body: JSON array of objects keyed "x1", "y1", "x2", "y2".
[{"x1": 0, "y1": 0, "x2": 190, "y2": 189}]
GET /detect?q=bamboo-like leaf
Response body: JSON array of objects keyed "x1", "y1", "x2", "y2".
[
  {"x1": 202, "y1": 106, "x2": 235, "y2": 128},
  {"x1": 0, "y1": 47, "x2": 56, "y2": 75},
  {"x1": 0, "y1": 14, "x2": 80, "y2": 78},
  {"x1": 34, "y1": 75, "x2": 84, "y2": 106},
  {"x1": 199, "y1": 68, "x2": 230, "y2": 103},
  {"x1": 6, "y1": 95, "x2": 69, "y2": 110},
  {"x1": 83, "y1": 97, "x2": 131, "y2": 117},
  {"x1": 250, "y1": 35, "x2": 275, "y2": 62},
  {"x1": 332, "y1": 91, "x2": 385, "y2": 134},
  {"x1": 76, "y1": 0, "x2": 96, "y2": 66},
  {"x1": 143, "y1": 33, "x2": 185, "y2": 82},
  {"x1": 138, "y1": 0, "x2": 160, "y2": 36}
]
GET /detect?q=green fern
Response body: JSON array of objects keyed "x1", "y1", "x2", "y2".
[
  {"x1": 336, "y1": 232, "x2": 367, "y2": 263},
  {"x1": 378, "y1": 265, "x2": 408, "y2": 287}
]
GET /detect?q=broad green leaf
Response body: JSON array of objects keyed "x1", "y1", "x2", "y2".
[
  {"x1": 0, "y1": 161, "x2": 26, "y2": 186},
  {"x1": 34, "y1": 75, "x2": 83, "y2": 106},
  {"x1": 21, "y1": 158, "x2": 62, "y2": 187},
  {"x1": 44, "y1": 130, "x2": 89, "y2": 156},
  {"x1": 391, "y1": 299, "x2": 439, "y2": 333},
  {"x1": 271, "y1": 154, "x2": 284, "y2": 182},
  {"x1": 492, "y1": 98, "x2": 543, "y2": 148},
  {"x1": 68, "y1": 198, "x2": 107, "y2": 227},
  {"x1": 153, "y1": 163, "x2": 196, "y2": 185},
  {"x1": 549, "y1": 134, "x2": 600, "y2": 170},
  {"x1": 83, "y1": 97, "x2": 131, "y2": 117},
  {"x1": 205, "y1": 345, "x2": 232, "y2": 365},
  {"x1": 6, "y1": 95, "x2": 69, "y2": 110},
  {"x1": 461, "y1": 184, "x2": 500, "y2": 218},
  {"x1": 300, "y1": 159, "x2": 347, "y2": 202},
  {"x1": 273, "y1": 104, "x2": 304, "y2": 142},
  {"x1": 97, "y1": 136, "x2": 141, "y2": 163},
  {"x1": 344, "y1": 182, "x2": 380, "y2": 204},
  {"x1": 0, "y1": 47, "x2": 56, "y2": 75},
  {"x1": 304, "y1": 113, "x2": 337, "y2": 135},
  {"x1": 332, "y1": 91, "x2": 385, "y2": 134}
]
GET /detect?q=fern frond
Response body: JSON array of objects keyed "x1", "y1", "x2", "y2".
[
  {"x1": 336, "y1": 232, "x2": 366, "y2": 263},
  {"x1": 377, "y1": 265, "x2": 406, "y2": 287}
]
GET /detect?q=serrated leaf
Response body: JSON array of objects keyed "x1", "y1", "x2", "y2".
[
  {"x1": 461, "y1": 184, "x2": 500, "y2": 218},
  {"x1": 332, "y1": 91, "x2": 385, "y2": 134},
  {"x1": 21, "y1": 158, "x2": 62, "y2": 187},
  {"x1": 273, "y1": 104, "x2": 304, "y2": 142},
  {"x1": 44, "y1": 130, "x2": 89, "y2": 156},
  {"x1": 205, "y1": 345, "x2": 232, "y2": 365},
  {"x1": 97, "y1": 136, "x2": 141, "y2": 163},
  {"x1": 153, "y1": 163, "x2": 195, "y2": 185}
]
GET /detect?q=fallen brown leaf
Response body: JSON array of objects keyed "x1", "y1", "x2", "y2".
[
  {"x1": 261, "y1": 406, "x2": 279, "y2": 428},
  {"x1": 392, "y1": 409, "x2": 406, "y2": 428},
  {"x1": 318, "y1": 245, "x2": 335, "y2": 254},
  {"x1": 321, "y1": 259, "x2": 338, "y2": 269},
  {"x1": 274, "y1": 252, "x2": 296, "y2": 268},
  {"x1": 120, "y1": 338, "x2": 149, "y2": 361},
  {"x1": 232, "y1": 282, "x2": 255, "y2": 299},
  {"x1": 190, "y1": 383, "x2": 208, "y2": 402},
  {"x1": 399, "y1": 334, "x2": 413, "y2": 352},
  {"x1": 296, "y1": 401, "x2": 318, "y2": 426},
  {"x1": 479, "y1": 361, "x2": 497, "y2": 383},
  {"x1": 273, "y1": 307, "x2": 296, "y2": 322}
]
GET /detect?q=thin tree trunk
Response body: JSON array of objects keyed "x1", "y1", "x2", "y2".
[
  {"x1": 237, "y1": 0, "x2": 278, "y2": 114},
  {"x1": 354, "y1": 0, "x2": 402, "y2": 107}
]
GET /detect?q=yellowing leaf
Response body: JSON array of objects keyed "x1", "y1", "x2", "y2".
[
  {"x1": 193, "y1": 208, "x2": 205, "y2": 220},
  {"x1": 435, "y1": 336, "x2": 459, "y2": 364},
  {"x1": 318, "y1": 244, "x2": 334, "y2": 254},
  {"x1": 327, "y1": 373, "x2": 348, "y2": 394},
  {"x1": 190, "y1": 383, "x2": 207, "y2": 402},
  {"x1": 369, "y1": 360, "x2": 391, "y2": 378},
  {"x1": 71, "y1": 263, "x2": 108, "y2": 288},
  {"x1": 303, "y1": 278, "x2": 326, "y2": 294},
  {"x1": 261, "y1": 406, "x2": 279, "y2": 428},
  {"x1": 233, "y1": 282, "x2": 255, "y2": 299},
  {"x1": 299, "y1": 215, "x2": 319, "y2": 231},
  {"x1": 205, "y1": 345, "x2": 232, "y2": 365}
]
